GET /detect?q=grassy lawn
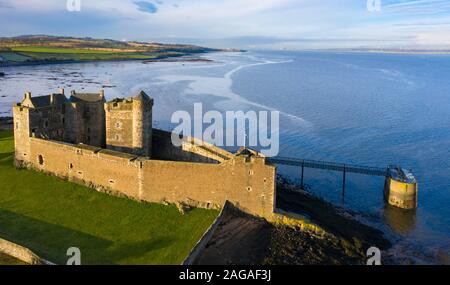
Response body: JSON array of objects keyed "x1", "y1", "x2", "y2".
[{"x1": 0, "y1": 130, "x2": 218, "y2": 264}]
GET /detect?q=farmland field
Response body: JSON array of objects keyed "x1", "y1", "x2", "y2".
[{"x1": 11, "y1": 46, "x2": 117, "y2": 54}]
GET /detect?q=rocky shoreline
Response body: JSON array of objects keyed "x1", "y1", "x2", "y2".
[
  {"x1": 192, "y1": 176, "x2": 392, "y2": 265},
  {"x1": 0, "y1": 53, "x2": 217, "y2": 68},
  {"x1": 143, "y1": 57, "x2": 214, "y2": 64}
]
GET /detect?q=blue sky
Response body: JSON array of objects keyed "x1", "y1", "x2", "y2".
[{"x1": 1, "y1": 0, "x2": 450, "y2": 49}]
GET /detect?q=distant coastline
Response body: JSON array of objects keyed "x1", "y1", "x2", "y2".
[
  {"x1": 343, "y1": 49, "x2": 450, "y2": 55},
  {"x1": 0, "y1": 35, "x2": 244, "y2": 68},
  {"x1": 0, "y1": 53, "x2": 218, "y2": 68},
  {"x1": 294, "y1": 48, "x2": 450, "y2": 55}
]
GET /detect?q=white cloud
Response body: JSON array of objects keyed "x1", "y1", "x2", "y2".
[
  {"x1": 416, "y1": 30, "x2": 450, "y2": 46},
  {"x1": 3, "y1": 0, "x2": 296, "y2": 17},
  {"x1": 1, "y1": 0, "x2": 450, "y2": 48}
]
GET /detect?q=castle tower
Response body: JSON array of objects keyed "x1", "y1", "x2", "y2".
[
  {"x1": 105, "y1": 91, "x2": 153, "y2": 157},
  {"x1": 12, "y1": 92, "x2": 33, "y2": 166},
  {"x1": 12, "y1": 90, "x2": 68, "y2": 166},
  {"x1": 67, "y1": 90, "x2": 106, "y2": 147}
]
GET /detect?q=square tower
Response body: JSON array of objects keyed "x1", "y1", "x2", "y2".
[
  {"x1": 104, "y1": 91, "x2": 153, "y2": 157},
  {"x1": 67, "y1": 90, "x2": 106, "y2": 147},
  {"x1": 12, "y1": 89, "x2": 67, "y2": 165}
]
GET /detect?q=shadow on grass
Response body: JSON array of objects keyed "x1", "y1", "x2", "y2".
[
  {"x1": 0, "y1": 208, "x2": 112, "y2": 264},
  {"x1": 108, "y1": 238, "x2": 176, "y2": 264},
  {"x1": 0, "y1": 208, "x2": 174, "y2": 264},
  {"x1": 0, "y1": 132, "x2": 12, "y2": 140},
  {"x1": 0, "y1": 152, "x2": 13, "y2": 161}
]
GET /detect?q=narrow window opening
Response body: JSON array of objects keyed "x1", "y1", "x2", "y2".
[{"x1": 38, "y1": 155, "x2": 44, "y2": 165}]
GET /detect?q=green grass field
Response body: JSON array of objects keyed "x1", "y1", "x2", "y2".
[
  {"x1": 6, "y1": 46, "x2": 183, "y2": 62},
  {"x1": 0, "y1": 130, "x2": 218, "y2": 264},
  {"x1": 0, "y1": 46, "x2": 183, "y2": 63},
  {"x1": 18, "y1": 51, "x2": 158, "y2": 61},
  {"x1": 11, "y1": 46, "x2": 116, "y2": 54}
]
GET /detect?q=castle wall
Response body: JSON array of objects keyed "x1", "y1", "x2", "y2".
[
  {"x1": 140, "y1": 156, "x2": 276, "y2": 218},
  {"x1": 28, "y1": 138, "x2": 141, "y2": 198},
  {"x1": 152, "y1": 129, "x2": 218, "y2": 163},
  {"x1": 22, "y1": 137, "x2": 276, "y2": 219}
]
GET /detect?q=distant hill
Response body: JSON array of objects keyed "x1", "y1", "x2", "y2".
[{"x1": 0, "y1": 35, "x2": 236, "y2": 66}]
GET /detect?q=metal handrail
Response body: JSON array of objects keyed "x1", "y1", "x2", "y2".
[{"x1": 269, "y1": 156, "x2": 388, "y2": 177}]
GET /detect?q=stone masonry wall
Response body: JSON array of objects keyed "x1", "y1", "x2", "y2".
[
  {"x1": 13, "y1": 106, "x2": 31, "y2": 164},
  {"x1": 105, "y1": 102, "x2": 134, "y2": 152},
  {"x1": 152, "y1": 129, "x2": 218, "y2": 163},
  {"x1": 23, "y1": 137, "x2": 276, "y2": 219},
  {"x1": 0, "y1": 237, "x2": 53, "y2": 265},
  {"x1": 105, "y1": 97, "x2": 152, "y2": 157}
]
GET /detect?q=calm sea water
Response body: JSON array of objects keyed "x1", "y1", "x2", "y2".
[{"x1": 0, "y1": 51, "x2": 449, "y2": 263}]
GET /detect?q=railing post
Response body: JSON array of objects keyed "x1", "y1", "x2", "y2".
[
  {"x1": 342, "y1": 166, "x2": 346, "y2": 203},
  {"x1": 301, "y1": 162, "x2": 304, "y2": 189}
]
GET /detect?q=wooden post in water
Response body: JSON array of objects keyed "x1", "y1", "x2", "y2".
[
  {"x1": 301, "y1": 162, "x2": 304, "y2": 189},
  {"x1": 342, "y1": 166, "x2": 346, "y2": 203}
]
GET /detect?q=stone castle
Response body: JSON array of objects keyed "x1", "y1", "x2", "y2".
[{"x1": 13, "y1": 89, "x2": 276, "y2": 219}]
